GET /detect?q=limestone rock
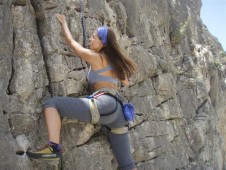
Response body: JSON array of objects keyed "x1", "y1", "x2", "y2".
[{"x1": 0, "y1": 0, "x2": 226, "y2": 169}]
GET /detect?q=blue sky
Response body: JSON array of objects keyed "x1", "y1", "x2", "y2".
[{"x1": 201, "y1": 0, "x2": 226, "y2": 51}]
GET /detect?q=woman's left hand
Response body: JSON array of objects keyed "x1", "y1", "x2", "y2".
[{"x1": 56, "y1": 14, "x2": 66, "y2": 24}]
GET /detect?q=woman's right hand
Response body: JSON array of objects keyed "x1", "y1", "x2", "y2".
[{"x1": 56, "y1": 14, "x2": 66, "y2": 25}]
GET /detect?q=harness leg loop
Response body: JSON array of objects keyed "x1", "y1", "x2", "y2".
[
  {"x1": 110, "y1": 127, "x2": 128, "y2": 135},
  {"x1": 89, "y1": 98, "x2": 100, "y2": 124}
]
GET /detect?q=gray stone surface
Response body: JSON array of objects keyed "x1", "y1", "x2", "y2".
[{"x1": 0, "y1": 0, "x2": 226, "y2": 169}]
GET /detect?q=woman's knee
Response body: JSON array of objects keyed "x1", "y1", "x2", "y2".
[{"x1": 42, "y1": 96, "x2": 61, "y2": 111}]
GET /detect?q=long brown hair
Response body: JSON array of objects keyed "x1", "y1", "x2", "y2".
[{"x1": 102, "y1": 28, "x2": 137, "y2": 80}]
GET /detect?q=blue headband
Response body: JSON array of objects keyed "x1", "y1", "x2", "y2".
[{"x1": 97, "y1": 26, "x2": 108, "y2": 46}]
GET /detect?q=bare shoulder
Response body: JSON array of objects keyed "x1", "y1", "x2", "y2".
[
  {"x1": 90, "y1": 53, "x2": 111, "y2": 69},
  {"x1": 76, "y1": 48, "x2": 102, "y2": 67},
  {"x1": 86, "y1": 51, "x2": 104, "y2": 68}
]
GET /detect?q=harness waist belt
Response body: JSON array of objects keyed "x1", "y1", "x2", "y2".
[{"x1": 98, "y1": 88, "x2": 122, "y2": 100}]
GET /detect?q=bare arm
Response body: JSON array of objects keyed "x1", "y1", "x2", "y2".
[
  {"x1": 56, "y1": 14, "x2": 98, "y2": 64},
  {"x1": 121, "y1": 78, "x2": 129, "y2": 87}
]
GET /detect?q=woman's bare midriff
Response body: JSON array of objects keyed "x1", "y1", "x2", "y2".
[{"x1": 92, "y1": 82, "x2": 118, "y2": 91}]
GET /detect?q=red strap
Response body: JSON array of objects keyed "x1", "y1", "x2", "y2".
[{"x1": 93, "y1": 92, "x2": 105, "y2": 98}]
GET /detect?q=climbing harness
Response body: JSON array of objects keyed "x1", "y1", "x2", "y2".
[
  {"x1": 80, "y1": 0, "x2": 89, "y2": 48},
  {"x1": 88, "y1": 96, "x2": 101, "y2": 124},
  {"x1": 88, "y1": 88, "x2": 135, "y2": 122},
  {"x1": 87, "y1": 88, "x2": 135, "y2": 134}
]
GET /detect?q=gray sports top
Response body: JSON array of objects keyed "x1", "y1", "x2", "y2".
[{"x1": 87, "y1": 65, "x2": 118, "y2": 85}]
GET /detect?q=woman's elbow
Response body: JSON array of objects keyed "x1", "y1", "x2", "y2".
[
  {"x1": 66, "y1": 38, "x2": 74, "y2": 46},
  {"x1": 121, "y1": 79, "x2": 129, "y2": 87}
]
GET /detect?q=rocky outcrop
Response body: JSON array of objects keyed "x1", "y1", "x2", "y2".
[{"x1": 0, "y1": 0, "x2": 225, "y2": 169}]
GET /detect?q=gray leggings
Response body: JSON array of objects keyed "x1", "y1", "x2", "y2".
[{"x1": 43, "y1": 94, "x2": 135, "y2": 170}]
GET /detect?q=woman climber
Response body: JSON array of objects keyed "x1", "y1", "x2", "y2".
[{"x1": 26, "y1": 14, "x2": 137, "y2": 170}]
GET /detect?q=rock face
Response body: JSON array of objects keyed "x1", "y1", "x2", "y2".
[{"x1": 0, "y1": 0, "x2": 226, "y2": 169}]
